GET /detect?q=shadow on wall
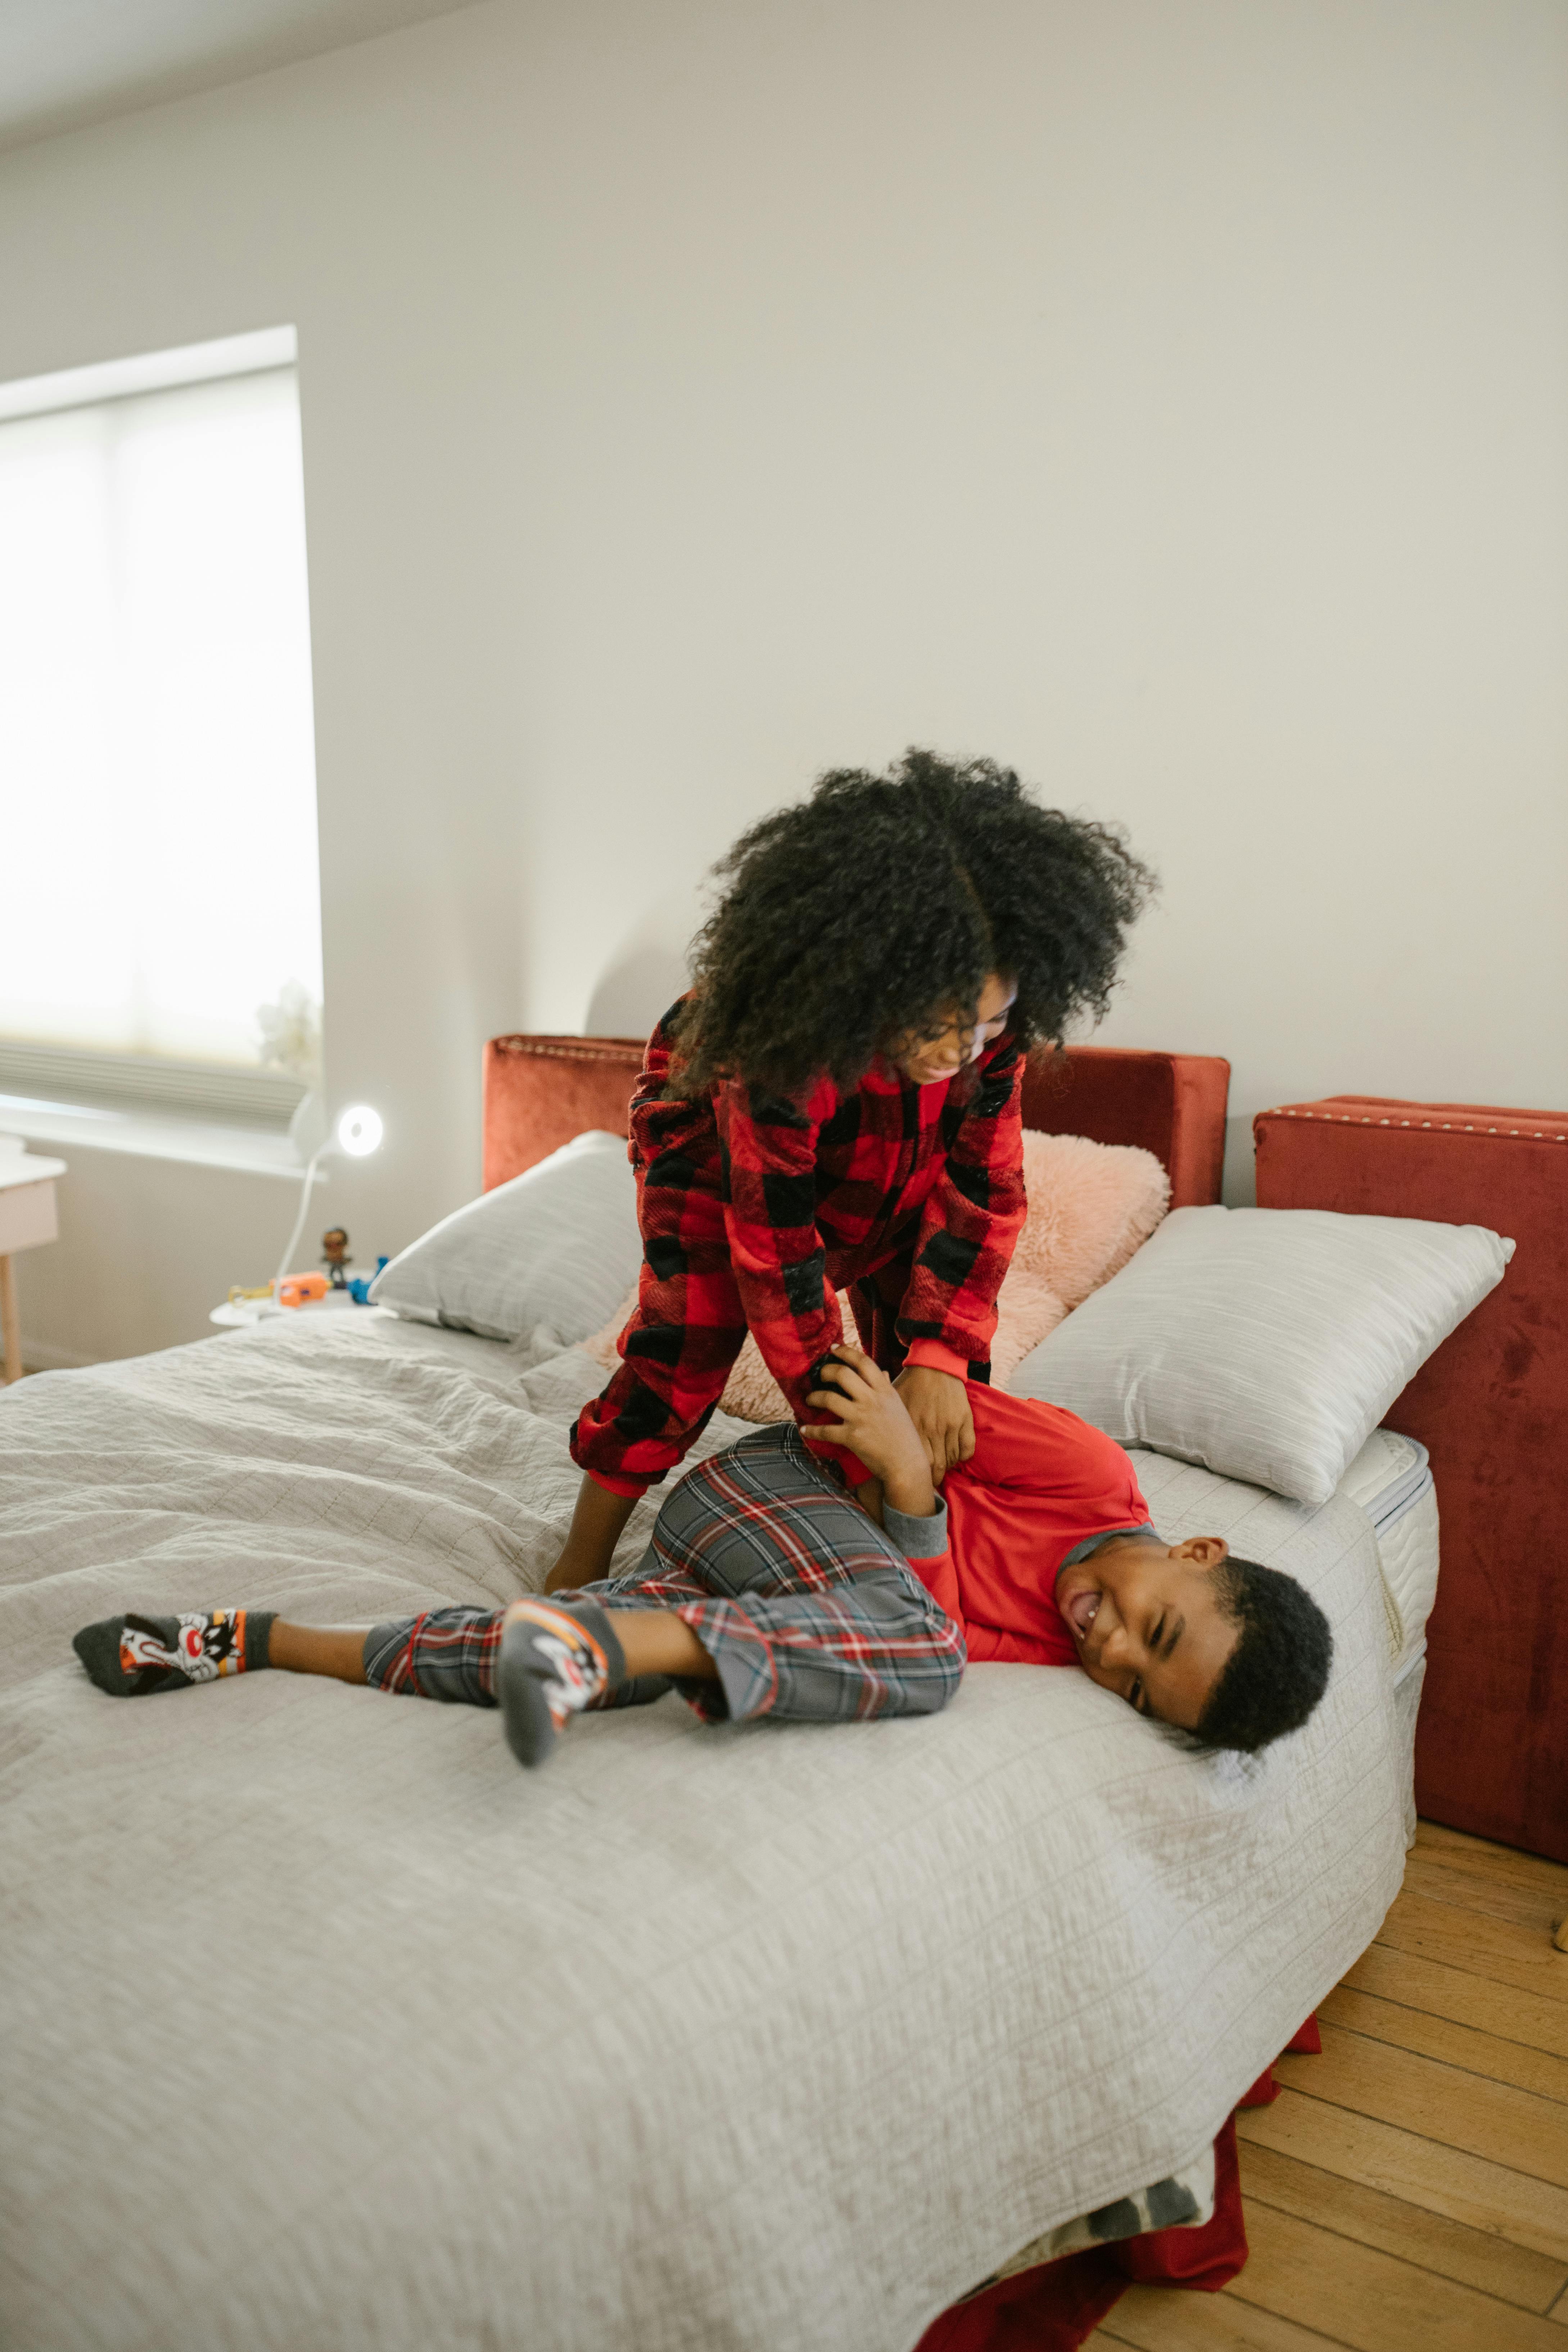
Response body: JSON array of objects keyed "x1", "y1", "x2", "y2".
[
  {"x1": 1222, "y1": 1115, "x2": 1258, "y2": 1207},
  {"x1": 586, "y1": 946, "x2": 691, "y2": 1040}
]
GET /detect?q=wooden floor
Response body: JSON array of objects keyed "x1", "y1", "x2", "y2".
[{"x1": 1086, "y1": 1820, "x2": 1568, "y2": 2352}]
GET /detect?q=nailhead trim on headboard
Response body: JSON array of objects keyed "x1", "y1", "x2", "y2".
[
  {"x1": 490, "y1": 1037, "x2": 646, "y2": 1061},
  {"x1": 1264, "y1": 1109, "x2": 1566, "y2": 1141}
]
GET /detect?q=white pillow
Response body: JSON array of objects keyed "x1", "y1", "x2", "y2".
[
  {"x1": 1007, "y1": 1204, "x2": 1513, "y2": 1506},
  {"x1": 369, "y1": 1130, "x2": 642, "y2": 1345}
]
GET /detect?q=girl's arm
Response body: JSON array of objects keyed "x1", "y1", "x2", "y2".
[
  {"x1": 713, "y1": 1078, "x2": 871, "y2": 1480},
  {"x1": 897, "y1": 1033, "x2": 1027, "y2": 1380}
]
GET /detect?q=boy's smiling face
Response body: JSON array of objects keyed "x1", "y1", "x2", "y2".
[{"x1": 1056, "y1": 1534, "x2": 1240, "y2": 1732}]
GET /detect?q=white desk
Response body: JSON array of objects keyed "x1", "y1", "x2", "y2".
[{"x1": 0, "y1": 1149, "x2": 67, "y2": 1383}]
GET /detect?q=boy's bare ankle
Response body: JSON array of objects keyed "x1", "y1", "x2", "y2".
[
  {"x1": 616, "y1": 1610, "x2": 717, "y2": 1682},
  {"x1": 268, "y1": 1620, "x2": 370, "y2": 1684}
]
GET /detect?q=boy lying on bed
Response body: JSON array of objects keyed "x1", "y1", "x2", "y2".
[{"x1": 73, "y1": 1343, "x2": 1332, "y2": 1763}]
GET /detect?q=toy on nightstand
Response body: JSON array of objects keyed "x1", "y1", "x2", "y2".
[
  {"x1": 211, "y1": 1100, "x2": 389, "y2": 1329},
  {"x1": 348, "y1": 1256, "x2": 390, "y2": 1305},
  {"x1": 318, "y1": 1231, "x2": 390, "y2": 1304},
  {"x1": 277, "y1": 1272, "x2": 330, "y2": 1308}
]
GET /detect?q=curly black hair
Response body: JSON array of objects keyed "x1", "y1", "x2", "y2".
[
  {"x1": 1195, "y1": 1557, "x2": 1334, "y2": 1756},
  {"x1": 668, "y1": 749, "x2": 1155, "y2": 1099}
]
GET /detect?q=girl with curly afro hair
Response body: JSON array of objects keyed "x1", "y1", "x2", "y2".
[{"x1": 550, "y1": 750, "x2": 1154, "y2": 1592}]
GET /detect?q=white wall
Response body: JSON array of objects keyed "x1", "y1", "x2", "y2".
[{"x1": 6, "y1": 0, "x2": 1567, "y2": 1362}]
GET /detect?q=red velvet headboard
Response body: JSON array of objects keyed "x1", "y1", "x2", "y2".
[
  {"x1": 1256, "y1": 1094, "x2": 1568, "y2": 1864},
  {"x1": 482, "y1": 1033, "x2": 1230, "y2": 1204}
]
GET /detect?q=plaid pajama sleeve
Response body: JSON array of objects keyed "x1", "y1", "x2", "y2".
[
  {"x1": 899, "y1": 1034, "x2": 1026, "y2": 1369},
  {"x1": 570, "y1": 1003, "x2": 1028, "y2": 1494},
  {"x1": 363, "y1": 1423, "x2": 966, "y2": 1727},
  {"x1": 569, "y1": 1096, "x2": 773, "y2": 1496},
  {"x1": 714, "y1": 1075, "x2": 848, "y2": 1416}
]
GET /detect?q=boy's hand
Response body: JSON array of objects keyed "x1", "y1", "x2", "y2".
[
  {"x1": 801, "y1": 1344, "x2": 937, "y2": 1520},
  {"x1": 893, "y1": 1365, "x2": 976, "y2": 1481}
]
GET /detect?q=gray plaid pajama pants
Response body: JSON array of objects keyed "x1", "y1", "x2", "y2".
[{"x1": 362, "y1": 1421, "x2": 966, "y2": 1725}]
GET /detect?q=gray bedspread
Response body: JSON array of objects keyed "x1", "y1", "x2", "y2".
[{"x1": 0, "y1": 1312, "x2": 1405, "y2": 2352}]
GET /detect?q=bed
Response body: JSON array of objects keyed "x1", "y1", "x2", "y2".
[{"x1": 0, "y1": 1041, "x2": 1426, "y2": 2352}]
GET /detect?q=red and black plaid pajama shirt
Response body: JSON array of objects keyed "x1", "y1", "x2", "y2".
[
  {"x1": 364, "y1": 1033, "x2": 1026, "y2": 1732},
  {"x1": 570, "y1": 996, "x2": 1028, "y2": 1498}
]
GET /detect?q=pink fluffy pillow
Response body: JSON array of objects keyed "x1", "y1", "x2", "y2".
[
  {"x1": 1015, "y1": 1129, "x2": 1171, "y2": 1304},
  {"x1": 579, "y1": 1131, "x2": 1170, "y2": 1420}
]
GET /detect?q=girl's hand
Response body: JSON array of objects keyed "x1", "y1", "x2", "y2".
[
  {"x1": 893, "y1": 1366, "x2": 976, "y2": 1480},
  {"x1": 801, "y1": 1344, "x2": 937, "y2": 1520}
]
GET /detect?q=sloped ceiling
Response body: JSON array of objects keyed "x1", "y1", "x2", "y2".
[{"x1": 0, "y1": 0, "x2": 484, "y2": 152}]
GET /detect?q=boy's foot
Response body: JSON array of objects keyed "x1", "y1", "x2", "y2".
[
  {"x1": 497, "y1": 1597, "x2": 626, "y2": 1769},
  {"x1": 72, "y1": 1609, "x2": 276, "y2": 1697}
]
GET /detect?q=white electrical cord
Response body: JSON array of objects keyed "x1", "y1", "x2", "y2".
[
  {"x1": 267, "y1": 1106, "x2": 383, "y2": 1302},
  {"x1": 272, "y1": 1144, "x2": 330, "y2": 1297}
]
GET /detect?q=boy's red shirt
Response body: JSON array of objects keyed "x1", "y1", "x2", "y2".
[{"x1": 909, "y1": 1384, "x2": 1153, "y2": 1665}]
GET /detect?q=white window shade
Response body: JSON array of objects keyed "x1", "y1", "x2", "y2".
[{"x1": 0, "y1": 347, "x2": 322, "y2": 1109}]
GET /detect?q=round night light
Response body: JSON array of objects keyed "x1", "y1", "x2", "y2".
[{"x1": 336, "y1": 1105, "x2": 384, "y2": 1158}]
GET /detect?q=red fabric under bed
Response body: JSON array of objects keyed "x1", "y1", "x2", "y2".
[{"x1": 914, "y1": 2018, "x2": 1320, "y2": 2352}]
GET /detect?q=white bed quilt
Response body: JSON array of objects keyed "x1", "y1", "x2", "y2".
[{"x1": 0, "y1": 1314, "x2": 1406, "y2": 2352}]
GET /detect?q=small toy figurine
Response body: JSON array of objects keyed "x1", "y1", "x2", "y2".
[{"x1": 321, "y1": 1227, "x2": 352, "y2": 1289}]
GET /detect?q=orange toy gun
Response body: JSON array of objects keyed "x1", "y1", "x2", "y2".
[{"x1": 276, "y1": 1272, "x2": 330, "y2": 1309}]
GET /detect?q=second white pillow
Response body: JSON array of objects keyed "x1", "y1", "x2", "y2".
[
  {"x1": 369, "y1": 1130, "x2": 641, "y2": 1345},
  {"x1": 1007, "y1": 1203, "x2": 1511, "y2": 1505}
]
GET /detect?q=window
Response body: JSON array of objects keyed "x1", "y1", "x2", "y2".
[{"x1": 0, "y1": 328, "x2": 322, "y2": 1128}]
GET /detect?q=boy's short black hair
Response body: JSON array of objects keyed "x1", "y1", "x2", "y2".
[{"x1": 1196, "y1": 1557, "x2": 1333, "y2": 1756}]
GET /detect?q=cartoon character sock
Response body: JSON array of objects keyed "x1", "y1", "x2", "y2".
[
  {"x1": 496, "y1": 1596, "x2": 627, "y2": 1768},
  {"x1": 72, "y1": 1609, "x2": 277, "y2": 1697}
]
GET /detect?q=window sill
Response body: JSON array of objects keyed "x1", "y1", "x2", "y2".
[{"x1": 0, "y1": 1094, "x2": 317, "y2": 1181}]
